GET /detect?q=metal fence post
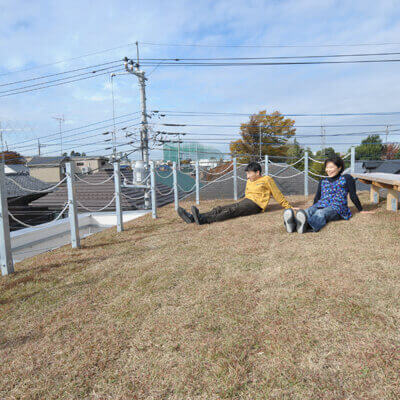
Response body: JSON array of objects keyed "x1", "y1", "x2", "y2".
[
  {"x1": 264, "y1": 154, "x2": 269, "y2": 175},
  {"x1": 304, "y1": 151, "x2": 309, "y2": 197},
  {"x1": 351, "y1": 146, "x2": 355, "y2": 174},
  {"x1": 150, "y1": 161, "x2": 157, "y2": 219},
  {"x1": 195, "y1": 160, "x2": 200, "y2": 205},
  {"x1": 233, "y1": 157, "x2": 238, "y2": 201},
  {"x1": 0, "y1": 162, "x2": 14, "y2": 275},
  {"x1": 66, "y1": 162, "x2": 81, "y2": 249},
  {"x1": 173, "y1": 161, "x2": 179, "y2": 211},
  {"x1": 113, "y1": 161, "x2": 123, "y2": 232}
]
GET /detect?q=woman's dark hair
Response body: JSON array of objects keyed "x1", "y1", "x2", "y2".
[
  {"x1": 324, "y1": 156, "x2": 345, "y2": 174},
  {"x1": 245, "y1": 162, "x2": 262, "y2": 174}
]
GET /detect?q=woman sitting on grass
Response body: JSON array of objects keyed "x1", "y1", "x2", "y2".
[{"x1": 283, "y1": 156, "x2": 373, "y2": 233}]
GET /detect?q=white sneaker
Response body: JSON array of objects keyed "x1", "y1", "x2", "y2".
[
  {"x1": 283, "y1": 209, "x2": 296, "y2": 233},
  {"x1": 296, "y1": 209, "x2": 308, "y2": 234}
]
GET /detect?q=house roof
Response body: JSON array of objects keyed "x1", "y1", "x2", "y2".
[
  {"x1": 31, "y1": 169, "x2": 184, "y2": 211},
  {"x1": 70, "y1": 156, "x2": 107, "y2": 160},
  {"x1": 363, "y1": 160, "x2": 400, "y2": 174},
  {"x1": 27, "y1": 156, "x2": 68, "y2": 166},
  {"x1": 5, "y1": 164, "x2": 29, "y2": 174},
  {"x1": 5, "y1": 173, "x2": 52, "y2": 199}
]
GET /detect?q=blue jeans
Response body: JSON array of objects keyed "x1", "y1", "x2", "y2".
[{"x1": 305, "y1": 204, "x2": 341, "y2": 232}]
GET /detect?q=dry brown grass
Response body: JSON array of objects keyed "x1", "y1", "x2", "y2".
[{"x1": 1, "y1": 192, "x2": 400, "y2": 399}]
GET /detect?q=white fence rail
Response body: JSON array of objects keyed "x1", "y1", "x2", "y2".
[{"x1": 1, "y1": 151, "x2": 355, "y2": 275}]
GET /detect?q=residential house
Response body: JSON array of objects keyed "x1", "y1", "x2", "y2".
[
  {"x1": 4, "y1": 167, "x2": 55, "y2": 230},
  {"x1": 27, "y1": 156, "x2": 69, "y2": 183},
  {"x1": 70, "y1": 155, "x2": 111, "y2": 174},
  {"x1": 31, "y1": 167, "x2": 185, "y2": 212}
]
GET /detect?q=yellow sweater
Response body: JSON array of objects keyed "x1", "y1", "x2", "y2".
[{"x1": 245, "y1": 175, "x2": 291, "y2": 211}]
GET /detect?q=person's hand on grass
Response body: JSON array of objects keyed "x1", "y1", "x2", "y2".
[{"x1": 360, "y1": 210, "x2": 376, "y2": 214}]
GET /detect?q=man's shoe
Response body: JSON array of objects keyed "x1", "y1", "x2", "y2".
[
  {"x1": 283, "y1": 208, "x2": 296, "y2": 233},
  {"x1": 296, "y1": 209, "x2": 308, "y2": 234},
  {"x1": 177, "y1": 207, "x2": 194, "y2": 224},
  {"x1": 191, "y1": 206, "x2": 204, "y2": 225}
]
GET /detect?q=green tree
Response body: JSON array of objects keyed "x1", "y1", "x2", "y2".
[
  {"x1": 230, "y1": 110, "x2": 296, "y2": 163},
  {"x1": 355, "y1": 135, "x2": 383, "y2": 160},
  {"x1": 286, "y1": 139, "x2": 305, "y2": 171}
]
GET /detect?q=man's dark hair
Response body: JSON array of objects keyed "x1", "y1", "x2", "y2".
[
  {"x1": 245, "y1": 162, "x2": 262, "y2": 175},
  {"x1": 324, "y1": 156, "x2": 345, "y2": 174}
]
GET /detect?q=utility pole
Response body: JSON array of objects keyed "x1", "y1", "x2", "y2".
[
  {"x1": 157, "y1": 131, "x2": 186, "y2": 170},
  {"x1": 136, "y1": 41, "x2": 140, "y2": 65},
  {"x1": 124, "y1": 57, "x2": 150, "y2": 209},
  {"x1": 321, "y1": 125, "x2": 326, "y2": 156},
  {"x1": 385, "y1": 125, "x2": 389, "y2": 144},
  {"x1": 110, "y1": 74, "x2": 118, "y2": 160},
  {"x1": 177, "y1": 133, "x2": 184, "y2": 170},
  {"x1": 259, "y1": 124, "x2": 262, "y2": 161},
  {"x1": 38, "y1": 139, "x2": 41, "y2": 156},
  {"x1": 53, "y1": 115, "x2": 65, "y2": 156},
  {"x1": 0, "y1": 122, "x2": 4, "y2": 165}
]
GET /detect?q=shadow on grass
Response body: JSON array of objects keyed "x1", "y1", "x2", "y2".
[
  {"x1": 81, "y1": 238, "x2": 134, "y2": 250},
  {"x1": 0, "y1": 276, "x2": 98, "y2": 307},
  {"x1": 0, "y1": 331, "x2": 39, "y2": 351},
  {"x1": 0, "y1": 290, "x2": 41, "y2": 306},
  {"x1": 134, "y1": 227, "x2": 191, "y2": 242}
]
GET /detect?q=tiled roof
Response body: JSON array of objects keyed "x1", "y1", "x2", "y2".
[
  {"x1": 27, "y1": 156, "x2": 68, "y2": 166},
  {"x1": 5, "y1": 174, "x2": 52, "y2": 199},
  {"x1": 5, "y1": 164, "x2": 29, "y2": 174},
  {"x1": 363, "y1": 160, "x2": 400, "y2": 174},
  {"x1": 30, "y1": 169, "x2": 184, "y2": 211}
]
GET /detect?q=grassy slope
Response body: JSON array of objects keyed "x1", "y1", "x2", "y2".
[{"x1": 0, "y1": 193, "x2": 399, "y2": 399}]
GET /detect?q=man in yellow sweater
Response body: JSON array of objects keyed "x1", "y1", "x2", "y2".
[{"x1": 177, "y1": 162, "x2": 292, "y2": 225}]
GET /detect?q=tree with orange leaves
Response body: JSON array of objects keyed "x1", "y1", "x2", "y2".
[
  {"x1": 0, "y1": 151, "x2": 25, "y2": 164},
  {"x1": 382, "y1": 143, "x2": 400, "y2": 160},
  {"x1": 229, "y1": 110, "x2": 296, "y2": 163}
]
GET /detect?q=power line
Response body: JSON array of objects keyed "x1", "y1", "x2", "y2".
[
  {"x1": 141, "y1": 41, "x2": 400, "y2": 48},
  {"x1": 0, "y1": 67, "x2": 125, "y2": 98},
  {"x1": 0, "y1": 43, "x2": 138, "y2": 77},
  {"x1": 156, "y1": 128, "x2": 400, "y2": 139},
  {"x1": 140, "y1": 51, "x2": 400, "y2": 61},
  {"x1": 10, "y1": 121, "x2": 141, "y2": 154},
  {"x1": 137, "y1": 58, "x2": 400, "y2": 67},
  {"x1": 6, "y1": 136, "x2": 141, "y2": 162},
  {"x1": 155, "y1": 110, "x2": 400, "y2": 117},
  {"x1": 0, "y1": 67, "x2": 124, "y2": 97},
  {"x1": 8, "y1": 112, "x2": 141, "y2": 147},
  {"x1": 160, "y1": 139, "x2": 399, "y2": 146},
  {"x1": 0, "y1": 60, "x2": 122, "y2": 87},
  {"x1": 152, "y1": 122, "x2": 400, "y2": 128}
]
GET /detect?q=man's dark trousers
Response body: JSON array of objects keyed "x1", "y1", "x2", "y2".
[{"x1": 201, "y1": 198, "x2": 262, "y2": 223}]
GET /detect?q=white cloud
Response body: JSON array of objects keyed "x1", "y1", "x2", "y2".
[{"x1": 1, "y1": 0, "x2": 400, "y2": 155}]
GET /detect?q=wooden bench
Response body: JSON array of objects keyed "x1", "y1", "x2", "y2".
[{"x1": 352, "y1": 173, "x2": 400, "y2": 211}]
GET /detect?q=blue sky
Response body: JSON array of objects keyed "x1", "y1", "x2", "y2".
[{"x1": 1, "y1": 0, "x2": 400, "y2": 159}]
